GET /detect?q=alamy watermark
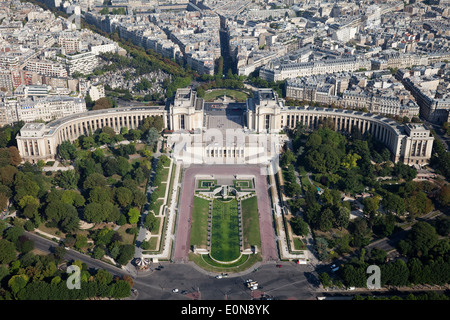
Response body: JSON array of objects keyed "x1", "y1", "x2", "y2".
[
  {"x1": 66, "y1": 265, "x2": 81, "y2": 290},
  {"x1": 366, "y1": 265, "x2": 381, "y2": 289},
  {"x1": 67, "y1": 8, "x2": 81, "y2": 30}
]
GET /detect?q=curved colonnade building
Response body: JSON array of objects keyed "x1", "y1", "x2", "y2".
[{"x1": 16, "y1": 88, "x2": 433, "y2": 166}]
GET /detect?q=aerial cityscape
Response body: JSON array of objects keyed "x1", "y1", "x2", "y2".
[{"x1": 0, "y1": 0, "x2": 449, "y2": 307}]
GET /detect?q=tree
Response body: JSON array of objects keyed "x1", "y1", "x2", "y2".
[
  {"x1": 93, "y1": 97, "x2": 113, "y2": 110},
  {"x1": 284, "y1": 182, "x2": 302, "y2": 198},
  {"x1": 0, "y1": 165, "x2": 18, "y2": 186},
  {"x1": 89, "y1": 187, "x2": 112, "y2": 204},
  {"x1": 305, "y1": 201, "x2": 321, "y2": 227},
  {"x1": 13, "y1": 172, "x2": 40, "y2": 202},
  {"x1": 319, "y1": 208, "x2": 334, "y2": 232},
  {"x1": 4, "y1": 226, "x2": 24, "y2": 243},
  {"x1": 61, "y1": 190, "x2": 85, "y2": 207},
  {"x1": 341, "y1": 153, "x2": 361, "y2": 169},
  {"x1": 368, "y1": 247, "x2": 387, "y2": 264},
  {"x1": 75, "y1": 234, "x2": 89, "y2": 250},
  {"x1": 0, "y1": 239, "x2": 16, "y2": 264},
  {"x1": 217, "y1": 56, "x2": 224, "y2": 77},
  {"x1": 8, "y1": 146, "x2": 21, "y2": 166},
  {"x1": 319, "y1": 272, "x2": 332, "y2": 288},
  {"x1": 290, "y1": 216, "x2": 309, "y2": 236},
  {"x1": 374, "y1": 213, "x2": 396, "y2": 237},
  {"x1": 127, "y1": 207, "x2": 140, "y2": 224},
  {"x1": 133, "y1": 190, "x2": 147, "y2": 208},
  {"x1": 117, "y1": 157, "x2": 131, "y2": 176},
  {"x1": 381, "y1": 259, "x2": 409, "y2": 287},
  {"x1": 350, "y1": 217, "x2": 371, "y2": 248},
  {"x1": 406, "y1": 191, "x2": 434, "y2": 217},
  {"x1": 85, "y1": 94, "x2": 94, "y2": 109},
  {"x1": 341, "y1": 264, "x2": 367, "y2": 288},
  {"x1": 437, "y1": 185, "x2": 450, "y2": 207},
  {"x1": 362, "y1": 196, "x2": 380, "y2": 217},
  {"x1": 110, "y1": 280, "x2": 131, "y2": 298},
  {"x1": 133, "y1": 167, "x2": 146, "y2": 185},
  {"x1": 100, "y1": 7, "x2": 109, "y2": 15},
  {"x1": 280, "y1": 149, "x2": 295, "y2": 168},
  {"x1": 8, "y1": 274, "x2": 29, "y2": 296},
  {"x1": 407, "y1": 222, "x2": 439, "y2": 257},
  {"x1": 115, "y1": 187, "x2": 133, "y2": 208},
  {"x1": 393, "y1": 162, "x2": 417, "y2": 181},
  {"x1": 44, "y1": 201, "x2": 79, "y2": 233},
  {"x1": 95, "y1": 269, "x2": 113, "y2": 286},
  {"x1": 408, "y1": 258, "x2": 424, "y2": 285},
  {"x1": 0, "y1": 192, "x2": 8, "y2": 210},
  {"x1": 16, "y1": 235, "x2": 34, "y2": 253},
  {"x1": 143, "y1": 213, "x2": 157, "y2": 231},
  {"x1": 382, "y1": 193, "x2": 405, "y2": 216},
  {"x1": 83, "y1": 173, "x2": 107, "y2": 190},
  {"x1": 146, "y1": 127, "x2": 160, "y2": 146},
  {"x1": 127, "y1": 129, "x2": 142, "y2": 142},
  {"x1": 432, "y1": 216, "x2": 450, "y2": 237},
  {"x1": 334, "y1": 206, "x2": 350, "y2": 230},
  {"x1": 116, "y1": 244, "x2": 135, "y2": 266},
  {"x1": 53, "y1": 170, "x2": 79, "y2": 190},
  {"x1": 58, "y1": 141, "x2": 77, "y2": 160},
  {"x1": 315, "y1": 237, "x2": 329, "y2": 261},
  {"x1": 84, "y1": 203, "x2": 108, "y2": 223}
]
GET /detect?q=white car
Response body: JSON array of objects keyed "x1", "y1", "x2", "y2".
[
  {"x1": 215, "y1": 275, "x2": 223, "y2": 279},
  {"x1": 172, "y1": 289, "x2": 179, "y2": 293}
]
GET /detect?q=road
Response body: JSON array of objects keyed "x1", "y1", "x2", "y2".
[
  {"x1": 25, "y1": 231, "x2": 133, "y2": 277},
  {"x1": 422, "y1": 119, "x2": 449, "y2": 151},
  {"x1": 25, "y1": 228, "x2": 319, "y2": 300},
  {"x1": 367, "y1": 210, "x2": 445, "y2": 252},
  {"x1": 132, "y1": 262, "x2": 318, "y2": 300}
]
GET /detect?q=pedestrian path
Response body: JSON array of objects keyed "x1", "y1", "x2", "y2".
[
  {"x1": 140, "y1": 159, "x2": 181, "y2": 261},
  {"x1": 268, "y1": 162, "x2": 318, "y2": 265}
]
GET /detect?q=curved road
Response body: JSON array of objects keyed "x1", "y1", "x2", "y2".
[{"x1": 26, "y1": 229, "x2": 318, "y2": 300}]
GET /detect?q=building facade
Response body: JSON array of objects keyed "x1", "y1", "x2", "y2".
[{"x1": 16, "y1": 88, "x2": 434, "y2": 166}]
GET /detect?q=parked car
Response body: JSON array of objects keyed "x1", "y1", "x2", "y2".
[
  {"x1": 172, "y1": 289, "x2": 179, "y2": 293},
  {"x1": 276, "y1": 264, "x2": 282, "y2": 268},
  {"x1": 330, "y1": 264, "x2": 340, "y2": 272}
]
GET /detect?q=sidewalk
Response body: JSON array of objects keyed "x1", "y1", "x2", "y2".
[
  {"x1": 268, "y1": 162, "x2": 315, "y2": 263},
  {"x1": 140, "y1": 158, "x2": 181, "y2": 261}
]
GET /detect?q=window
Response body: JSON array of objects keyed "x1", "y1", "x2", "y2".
[{"x1": 180, "y1": 114, "x2": 185, "y2": 130}]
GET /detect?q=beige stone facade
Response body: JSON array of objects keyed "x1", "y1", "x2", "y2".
[{"x1": 16, "y1": 88, "x2": 434, "y2": 166}]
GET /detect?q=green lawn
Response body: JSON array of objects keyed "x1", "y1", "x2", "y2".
[
  {"x1": 116, "y1": 224, "x2": 136, "y2": 245},
  {"x1": 204, "y1": 89, "x2": 249, "y2": 102},
  {"x1": 150, "y1": 199, "x2": 164, "y2": 215},
  {"x1": 159, "y1": 167, "x2": 170, "y2": 183},
  {"x1": 210, "y1": 199, "x2": 241, "y2": 262},
  {"x1": 293, "y1": 237, "x2": 306, "y2": 251},
  {"x1": 241, "y1": 196, "x2": 260, "y2": 249},
  {"x1": 190, "y1": 196, "x2": 210, "y2": 248},
  {"x1": 148, "y1": 237, "x2": 158, "y2": 251}
]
